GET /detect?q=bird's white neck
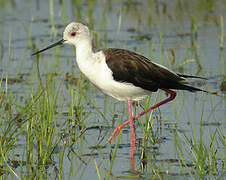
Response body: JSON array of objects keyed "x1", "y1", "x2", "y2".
[
  {"x1": 75, "y1": 37, "x2": 95, "y2": 75},
  {"x1": 76, "y1": 37, "x2": 93, "y2": 59}
]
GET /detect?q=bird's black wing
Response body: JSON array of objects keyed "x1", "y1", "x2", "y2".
[{"x1": 104, "y1": 48, "x2": 205, "y2": 92}]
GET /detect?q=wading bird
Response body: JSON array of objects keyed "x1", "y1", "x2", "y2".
[{"x1": 32, "y1": 22, "x2": 207, "y2": 159}]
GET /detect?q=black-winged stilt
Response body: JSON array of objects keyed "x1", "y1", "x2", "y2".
[{"x1": 32, "y1": 22, "x2": 207, "y2": 159}]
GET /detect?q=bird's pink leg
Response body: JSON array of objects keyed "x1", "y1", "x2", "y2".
[
  {"x1": 106, "y1": 89, "x2": 176, "y2": 144},
  {"x1": 128, "y1": 99, "x2": 135, "y2": 159},
  {"x1": 133, "y1": 89, "x2": 176, "y2": 121}
]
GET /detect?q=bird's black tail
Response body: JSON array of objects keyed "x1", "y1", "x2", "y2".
[
  {"x1": 177, "y1": 73, "x2": 207, "y2": 80},
  {"x1": 178, "y1": 84, "x2": 208, "y2": 93},
  {"x1": 175, "y1": 73, "x2": 208, "y2": 93}
]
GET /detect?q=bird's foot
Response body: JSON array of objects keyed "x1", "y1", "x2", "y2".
[
  {"x1": 105, "y1": 120, "x2": 132, "y2": 145},
  {"x1": 105, "y1": 125, "x2": 122, "y2": 145}
]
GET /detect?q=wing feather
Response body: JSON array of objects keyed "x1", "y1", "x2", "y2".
[{"x1": 103, "y1": 48, "x2": 205, "y2": 92}]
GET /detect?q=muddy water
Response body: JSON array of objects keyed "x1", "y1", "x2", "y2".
[{"x1": 0, "y1": 0, "x2": 225, "y2": 179}]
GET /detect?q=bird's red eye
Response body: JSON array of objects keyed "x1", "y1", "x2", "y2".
[{"x1": 71, "y1": 32, "x2": 76, "y2": 36}]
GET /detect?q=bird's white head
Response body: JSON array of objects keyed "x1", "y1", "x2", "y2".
[
  {"x1": 32, "y1": 22, "x2": 91, "y2": 56},
  {"x1": 63, "y1": 22, "x2": 90, "y2": 46}
]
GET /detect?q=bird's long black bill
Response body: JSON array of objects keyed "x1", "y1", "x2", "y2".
[{"x1": 32, "y1": 39, "x2": 65, "y2": 56}]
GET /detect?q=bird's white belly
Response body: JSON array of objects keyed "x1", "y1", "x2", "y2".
[
  {"x1": 91, "y1": 75, "x2": 149, "y2": 101},
  {"x1": 99, "y1": 81, "x2": 150, "y2": 101}
]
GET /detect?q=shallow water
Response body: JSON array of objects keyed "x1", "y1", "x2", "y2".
[{"x1": 0, "y1": 0, "x2": 225, "y2": 179}]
